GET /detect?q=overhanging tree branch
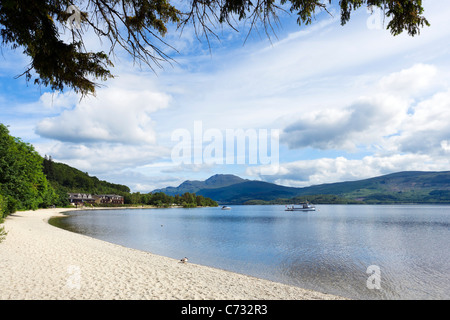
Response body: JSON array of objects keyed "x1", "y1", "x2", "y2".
[{"x1": 0, "y1": 0, "x2": 430, "y2": 97}]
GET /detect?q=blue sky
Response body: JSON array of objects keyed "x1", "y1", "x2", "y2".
[{"x1": 1, "y1": 1, "x2": 450, "y2": 192}]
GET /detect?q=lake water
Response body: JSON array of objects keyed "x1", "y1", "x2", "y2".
[{"x1": 53, "y1": 205, "x2": 450, "y2": 300}]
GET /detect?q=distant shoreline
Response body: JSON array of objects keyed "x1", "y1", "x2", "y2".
[{"x1": 1, "y1": 208, "x2": 345, "y2": 300}]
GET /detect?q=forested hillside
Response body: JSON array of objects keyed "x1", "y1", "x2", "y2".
[
  {"x1": 41, "y1": 157, "x2": 217, "y2": 207},
  {"x1": 43, "y1": 156, "x2": 130, "y2": 196}
]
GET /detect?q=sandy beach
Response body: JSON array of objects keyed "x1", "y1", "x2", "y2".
[{"x1": 0, "y1": 208, "x2": 344, "y2": 300}]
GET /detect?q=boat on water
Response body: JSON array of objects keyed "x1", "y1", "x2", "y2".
[
  {"x1": 221, "y1": 206, "x2": 231, "y2": 210},
  {"x1": 285, "y1": 202, "x2": 316, "y2": 212}
]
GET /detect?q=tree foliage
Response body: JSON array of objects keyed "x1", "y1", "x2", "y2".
[
  {"x1": 0, "y1": 0, "x2": 429, "y2": 96},
  {"x1": 0, "y1": 124, "x2": 57, "y2": 214},
  {"x1": 125, "y1": 191, "x2": 218, "y2": 208},
  {"x1": 43, "y1": 156, "x2": 130, "y2": 194},
  {"x1": 0, "y1": 193, "x2": 5, "y2": 219}
]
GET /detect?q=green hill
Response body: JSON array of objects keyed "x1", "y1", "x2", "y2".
[
  {"x1": 41, "y1": 156, "x2": 130, "y2": 207},
  {"x1": 43, "y1": 156, "x2": 130, "y2": 196},
  {"x1": 295, "y1": 171, "x2": 450, "y2": 204}
]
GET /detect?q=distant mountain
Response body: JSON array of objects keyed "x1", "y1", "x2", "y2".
[
  {"x1": 198, "y1": 181, "x2": 301, "y2": 204},
  {"x1": 153, "y1": 174, "x2": 247, "y2": 196},
  {"x1": 154, "y1": 171, "x2": 450, "y2": 204}
]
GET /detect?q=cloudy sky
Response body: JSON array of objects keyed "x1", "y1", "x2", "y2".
[{"x1": 1, "y1": 1, "x2": 450, "y2": 192}]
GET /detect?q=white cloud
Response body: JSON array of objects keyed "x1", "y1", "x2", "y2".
[
  {"x1": 377, "y1": 64, "x2": 439, "y2": 97},
  {"x1": 35, "y1": 75, "x2": 171, "y2": 144},
  {"x1": 38, "y1": 91, "x2": 79, "y2": 111},
  {"x1": 391, "y1": 88, "x2": 450, "y2": 155},
  {"x1": 247, "y1": 153, "x2": 450, "y2": 188},
  {"x1": 280, "y1": 63, "x2": 450, "y2": 155},
  {"x1": 154, "y1": 1, "x2": 450, "y2": 138},
  {"x1": 43, "y1": 140, "x2": 171, "y2": 174},
  {"x1": 281, "y1": 94, "x2": 408, "y2": 151},
  {"x1": 248, "y1": 61, "x2": 450, "y2": 187},
  {"x1": 30, "y1": 73, "x2": 174, "y2": 189},
  {"x1": 441, "y1": 140, "x2": 450, "y2": 153}
]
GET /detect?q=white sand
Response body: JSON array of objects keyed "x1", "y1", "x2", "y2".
[{"x1": 0, "y1": 208, "x2": 345, "y2": 300}]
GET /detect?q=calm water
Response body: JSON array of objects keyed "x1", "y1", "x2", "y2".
[{"x1": 53, "y1": 205, "x2": 450, "y2": 299}]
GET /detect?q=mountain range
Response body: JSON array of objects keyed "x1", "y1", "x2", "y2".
[{"x1": 153, "y1": 171, "x2": 450, "y2": 204}]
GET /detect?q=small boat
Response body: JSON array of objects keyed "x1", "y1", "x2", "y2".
[
  {"x1": 221, "y1": 206, "x2": 231, "y2": 210},
  {"x1": 285, "y1": 202, "x2": 316, "y2": 212}
]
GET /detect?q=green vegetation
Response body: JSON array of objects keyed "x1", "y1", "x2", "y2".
[
  {"x1": 0, "y1": 124, "x2": 57, "y2": 215},
  {"x1": 125, "y1": 191, "x2": 218, "y2": 208},
  {"x1": 41, "y1": 155, "x2": 218, "y2": 208},
  {"x1": 1, "y1": 123, "x2": 57, "y2": 242},
  {"x1": 43, "y1": 155, "x2": 130, "y2": 206},
  {"x1": 244, "y1": 194, "x2": 363, "y2": 205},
  {"x1": 244, "y1": 190, "x2": 450, "y2": 205},
  {"x1": 300, "y1": 171, "x2": 450, "y2": 204},
  {"x1": 198, "y1": 180, "x2": 301, "y2": 205},
  {"x1": 42, "y1": 155, "x2": 217, "y2": 208},
  {"x1": 243, "y1": 188, "x2": 450, "y2": 205},
  {"x1": 42, "y1": 155, "x2": 217, "y2": 209},
  {"x1": 42, "y1": 156, "x2": 217, "y2": 208},
  {"x1": 0, "y1": 193, "x2": 6, "y2": 218}
]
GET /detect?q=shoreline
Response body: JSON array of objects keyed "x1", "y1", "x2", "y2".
[{"x1": 0, "y1": 208, "x2": 345, "y2": 300}]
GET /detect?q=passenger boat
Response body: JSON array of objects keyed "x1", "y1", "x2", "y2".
[{"x1": 285, "y1": 202, "x2": 316, "y2": 212}]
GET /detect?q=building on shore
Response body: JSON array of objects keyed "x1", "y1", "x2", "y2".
[
  {"x1": 68, "y1": 193, "x2": 124, "y2": 205},
  {"x1": 94, "y1": 194, "x2": 124, "y2": 205},
  {"x1": 68, "y1": 193, "x2": 95, "y2": 205}
]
